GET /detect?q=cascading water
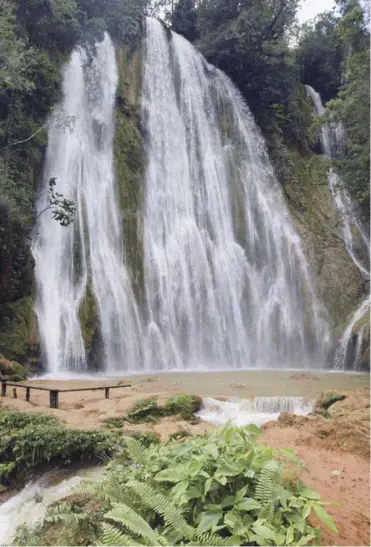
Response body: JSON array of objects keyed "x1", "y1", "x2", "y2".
[
  {"x1": 306, "y1": 85, "x2": 370, "y2": 370},
  {"x1": 32, "y1": 34, "x2": 142, "y2": 373},
  {"x1": 141, "y1": 19, "x2": 330, "y2": 371},
  {"x1": 197, "y1": 396, "x2": 314, "y2": 426},
  {"x1": 306, "y1": 85, "x2": 370, "y2": 278},
  {"x1": 33, "y1": 23, "x2": 331, "y2": 374}
]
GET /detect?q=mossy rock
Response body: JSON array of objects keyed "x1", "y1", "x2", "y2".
[
  {"x1": 315, "y1": 390, "x2": 346, "y2": 411},
  {"x1": 0, "y1": 358, "x2": 27, "y2": 381},
  {"x1": 0, "y1": 296, "x2": 37, "y2": 363}
]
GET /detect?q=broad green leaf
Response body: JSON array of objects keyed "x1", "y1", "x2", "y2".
[
  {"x1": 215, "y1": 475, "x2": 227, "y2": 485},
  {"x1": 189, "y1": 459, "x2": 203, "y2": 477},
  {"x1": 294, "y1": 518, "x2": 306, "y2": 533},
  {"x1": 171, "y1": 480, "x2": 189, "y2": 499},
  {"x1": 186, "y1": 485, "x2": 202, "y2": 500},
  {"x1": 224, "y1": 510, "x2": 242, "y2": 529},
  {"x1": 313, "y1": 505, "x2": 338, "y2": 533},
  {"x1": 286, "y1": 524, "x2": 294, "y2": 544},
  {"x1": 246, "y1": 469, "x2": 255, "y2": 478},
  {"x1": 197, "y1": 510, "x2": 222, "y2": 532},
  {"x1": 172, "y1": 444, "x2": 193, "y2": 457},
  {"x1": 224, "y1": 427, "x2": 234, "y2": 444},
  {"x1": 252, "y1": 522, "x2": 276, "y2": 540},
  {"x1": 154, "y1": 468, "x2": 187, "y2": 482},
  {"x1": 236, "y1": 498, "x2": 261, "y2": 511},
  {"x1": 204, "y1": 477, "x2": 212, "y2": 495},
  {"x1": 204, "y1": 443, "x2": 219, "y2": 459},
  {"x1": 300, "y1": 487, "x2": 321, "y2": 500},
  {"x1": 302, "y1": 502, "x2": 312, "y2": 519},
  {"x1": 221, "y1": 495, "x2": 235, "y2": 508},
  {"x1": 245, "y1": 424, "x2": 261, "y2": 437},
  {"x1": 297, "y1": 533, "x2": 316, "y2": 546},
  {"x1": 225, "y1": 535, "x2": 242, "y2": 545},
  {"x1": 235, "y1": 485, "x2": 248, "y2": 500},
  {"x1": 216, "y1": 461, "x2": 239, "y2": 476}
]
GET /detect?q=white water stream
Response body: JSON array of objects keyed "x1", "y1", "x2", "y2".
[
  {"x1": 0, "y1": 468, "x2": 102, "y2": 546},
  {"x1": 306, "y1": 85, "x2": 370, "y2": 370}
]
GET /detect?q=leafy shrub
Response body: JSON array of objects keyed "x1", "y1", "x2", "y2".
[
  {"x1": 164, "y1": 394, "x2": 202, "y2": 420},
  {"x1": 125, "y1": 394, "x2": 202, "y2": 423},
  {"x1": 0, "y1": 411, "x2": 123, "y2": 486},
  {"x1": 103, "y1": 417, "x2": 125, "y2": 429},
  {"x1": 125, "y1": 397, "x2": 161, "y2": 423},
  {"x1": 132, "y1": 431, "x2": 161, "y2": 447}
]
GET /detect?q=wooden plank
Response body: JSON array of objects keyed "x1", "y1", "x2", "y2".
[
  {"x1": 58, "y1": 385, "x2": 130, "y2": 393},
  {"x1": 105, "y1": 387, "x2": 110, "y2": 399},
  {"x1": 26, "y1": 387, "x2": 30, "y2": 402},
  {"x1": 1, "y1": 382, "x2": 6, "y2": 397},
  {"x1": 13, "y1": 388, "x2": 17, "y2": 399},
  {"x1": 0, "y1": 382, "x2": 53, "y2": 392}
]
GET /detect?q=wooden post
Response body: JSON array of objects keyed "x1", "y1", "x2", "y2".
[
  {"x1": 13, "y1": 388, "x2": 17, "y2": 399},
  {"x1": 105, "y1": 387, "x2": 110, "y2": 399},
  {"x1": 1, "y1": 381, "x2": 6, "y2": 397},
  {"x1": 26, "y1": 387, "x2": 30, "y2": 402},
  {"x1": 50, "y1": 390, "x2": 59, "y2": 409}
]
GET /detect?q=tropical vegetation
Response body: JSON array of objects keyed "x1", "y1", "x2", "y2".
[{"x1": 14, "y1": 425, "x2": 337, "y2": 546}]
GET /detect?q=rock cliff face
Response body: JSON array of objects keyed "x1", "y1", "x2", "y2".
[{"x1": 0, "y1": 44, "x2": 368, "y2": 371}]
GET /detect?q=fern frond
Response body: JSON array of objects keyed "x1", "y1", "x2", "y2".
[
  {"x1": 105, "y1": 502, "x2": 164, "y2": 546},
  {"x1": 128, "y1": 479, "x2": 195, "y2": 540},
  {"x1": 99, "y1": 522, "x2": 143, "y2": 546},
  {"x1": 124, "y1": 436, "x2": 148, "y2": 467},
  {"x1": 45, "y1": 503, "x2": 83, "y2": 526},
  {"x1": 255, "y1": 461, "x2": 279, "y2": 503}
]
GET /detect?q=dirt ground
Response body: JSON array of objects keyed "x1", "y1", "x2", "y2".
[{"x1": 1, "y1": 375, "x2": 370, "y2": 545}]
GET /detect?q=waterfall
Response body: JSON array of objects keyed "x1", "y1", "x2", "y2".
[
  {"x1": 141, "y1": 19, "x2": 329, "y2": 371},
  {"x1": 306, "y1": 85, "x2": 370, "y2": 370},
  {"x1": 33, "y1": 24, "x2": 331, "y2": 374},
  {"x1": 32, "y1": 35, "x2": 142, "y2": 373}
]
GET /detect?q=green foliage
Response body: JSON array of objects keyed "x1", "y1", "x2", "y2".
[
  {"x1": 164, "y1": 393, "x2": 202, "y2": 419},
  {"x1": 197, "y1": 0, "x2": 299, "y2": 134},
  {"x1": 323, "y1": 49, "x2": 370, "y2": 207},
  {"x1": 36, "y1": 178, "x2": 76, "y2": 227},
  {"x1": 132, "y1": 431, "x2": 161, "y2": 446},
  {"x1": 172, "y1": 0, "x2": 197, "y2": 41},
  {"x1": 126, "y1": 397, "x2": 161, "y2": 423},
  {"x1": 0, "y1": 357, "x2": 26, "y2": 380},
  {"x1": 15, "y1": 426, "x2": 338, "y2": 545},
  {"x1": 296, "y1": 11, "x2": 343, "y2": 102},
  {"x1": 125, "y1": 394, "x2": 202, "y2": 423},
  {"x1": 0, "y1": 410, "x2": 122, "y2": 486}
]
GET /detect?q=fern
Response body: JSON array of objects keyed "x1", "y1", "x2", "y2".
[
  {"x1": 255, "y1": 461, "x2": 279, "y2": 503},
  {"x1": 45, "y1": 503, "x2": 84, "y2": 525},
  {"x1": 105, "y1": 502, "x2": 164, "y2": 546},
  {"x1": 128, "y1": 480, "x2": 228, "y2": 546},
  {"x1": 98, "y1": 522, "x2": 143, "y2": 546},
  {"x1": 124, "y1": 436, "x2": 149, "y2": 467}
]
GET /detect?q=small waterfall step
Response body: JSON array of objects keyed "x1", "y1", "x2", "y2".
[{"x1": 197, "y1": 396, "x2": 314, "y2": 427}]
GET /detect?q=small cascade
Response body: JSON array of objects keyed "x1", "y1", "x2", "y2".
[
  {"x1": 334, "y1": 298, "x2": 370, "y2": 370},
  {"x1": 306, "y1": 85, "x2": 370, "y2": 370},
  {"x1": 0, "y1": 468, "x2": 102, "y2": 546},
  {"x1": 197, "y1": 396, "x2": 314, "y2": 426},
  {"x1": 305, "y1": 85, "x2": 370, "y2": 278}
]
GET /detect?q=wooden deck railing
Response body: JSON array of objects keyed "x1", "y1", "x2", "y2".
[{"x1": 0, "y1": 380, "x2": 130, "y2": 409}]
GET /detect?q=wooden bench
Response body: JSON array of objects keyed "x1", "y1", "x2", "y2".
[{"x1": 0, "y1": 380, "x2": 131, "y2": 409}]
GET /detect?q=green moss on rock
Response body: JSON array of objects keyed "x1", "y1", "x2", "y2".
[
  {"x1": 0, "y1": 358, "x2": 27, "y2": 381},
  {"x1": 0, "y1": 296, "x2": 37, "y2": 364},
  {"x1": 78, "y1": 283, "x2": 98, "y2": 355},
  {"x1": 114, "y1": 46, "x2": 144, "y2": 302}
]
